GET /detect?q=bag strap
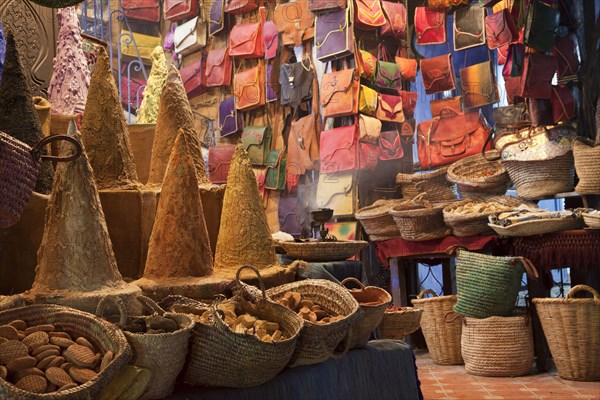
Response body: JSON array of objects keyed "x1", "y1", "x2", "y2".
[{"x1": 31, "y1": 135, "x2": 82, "y2": 162}]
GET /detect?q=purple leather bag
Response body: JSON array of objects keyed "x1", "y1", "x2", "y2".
[
  {"x1": 209, "y1": 0, "x2": 225, "y2": 36},
  {"x1": 315, "y1": 8, "x2": 353, "y2": 62},
  {"x1": 266, "y1": 63, "x2": 279, "y2": 103},
  {"x1": 278, "y1": 194, "x2": 302, "y2": 236},
  {"x1": 218, "y1": 97, "x2": 243, "y2": 137}
]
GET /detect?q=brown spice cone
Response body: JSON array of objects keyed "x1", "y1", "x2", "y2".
[
  {"x1": 147, "y1": 65, "x2": 208, "y2": 186},
  {"x1": 33, "y1": 97, "x2": 51, "y2": 137},
  {"x1": 79, "y1": 47, "x2": 140, "y2": 190},
  {"x1": 143, "y1": 129, "x2": 213, "y2": 279}
]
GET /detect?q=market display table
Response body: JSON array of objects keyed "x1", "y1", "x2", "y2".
[{"x1": 169, "y1": 340, "x2": 420, "y2": 400}]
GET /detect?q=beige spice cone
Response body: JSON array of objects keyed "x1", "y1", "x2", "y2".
[
  {"x1": 147, "y1": 65, "x2": 209, "y2": 186},
  {"x1": 79, "y1": 47, "x2": 140, "y2": 190}
]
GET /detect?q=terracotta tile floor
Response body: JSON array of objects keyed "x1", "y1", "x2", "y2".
[{"x1": 415, "y1": 350, "x2": 600, "y2": 400}]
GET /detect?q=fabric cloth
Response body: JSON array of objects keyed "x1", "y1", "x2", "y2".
[
  {"x1": 278, "y1": 256, "x2": 366, "y2": 284},
  {"x1": 171, "y1": 340, "x2": 420, "y2": 400}
]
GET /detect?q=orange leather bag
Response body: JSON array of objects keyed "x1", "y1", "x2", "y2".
[
  {"x1": 229, "y1": 8, "x2": 265, "y2": 58},
  {"x1": 320, "y1": 68, "x2": 360, "y2": 118},
  {"x1": 234, "y1": 62, "x2": 265, "y2": 111}
]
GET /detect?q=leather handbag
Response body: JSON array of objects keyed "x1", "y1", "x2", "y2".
[
  {"x1": 265, "y1": 149, "x2": 287, "y2": 190},
  {"x1": 494, "y1": 124, "x2": 576, "y2": 162},
  {"x1": 376, "y1": 93, "x2": 405, "y2": 123},
  {"x1": 266, "y1": 63, "x2": 280, "y2": 103},
  {"x1": 229, "y1": 9, "x2": 264, "y2": 59},
  {"x1": 375, "y1": 48, "x2": 402, "y2": 91},
  {"x1": 278, "y1": 194, "x2": 302, "y2": 236},
  {"x1": 180, "y1": 55, "x2": 207, "y2": 98},
  {"x1": 498, "y1": 43, "x2": 508, "y2": 65},
  {"x1": 208, "y1": 145, "x2": 236, "y2": 184},
  {"x1": 359, "y1": 141, "x2": 380, "y2": 170},
  {"x1": 319, "y1": 123, "x2": 358, "y2": 173},
  {"x1": 253, "y1": 166, "x2": 267, "y2": 196},
  {"x1": 234, "y1": 62, "x2": 265, "y2": 110},
  {"x1": 263, "y1": 21, "x2": 278, "y2": 60},
  {"x1": 315, "y1": 7, "x2": 354, "y2": 62},
  {"x1": 379, "y1": 130, "x2": 404, "y2": 161},
  {"x1": 316, "y1": 170, "x2": 356, "y2": 217},
  {"x1": 528, "y1": 98, "x2": 553, "y2": 127},
  {"x1": 120, "y1": 72, "x2": 145, "y2": 110},
  {"x1": 242, "y1": 125, "x2": 272, "y2": 165},
  {"x1": 174, "y1": 17, "x2": 207, "y2": 56},
  {"x1": 206, "y1": 47, "x2": 232, "y2": 87},
  {"x1": 400, "y1": 90, "x2": 418, "y2": 118},
  {"x1": 287, "y1": 114, "x2": 319, "y2": 190},
  {"x1": 358, "y1": 49, "x2": 377, "y2": 80},
  {"x1": 485, "y1": 9, "x2": 518, "y2": 50},
  {"x1": 274, "y1": 2, "x2": 315, "y2": 47},
  {"x1": 122, "y1": 0, "x2": 160, "y2": 22},
  {"x1": 417, "y1": 109, "x2": 492, "y2": 169},
  {"x1": 320, "y1": 68, "x2": 360, "y2": 118},
  {"x1": 415, "y1": 7, "x2": 445, "y2": 45},
  {"x1": 381, "y1": 1, "x2": 407, "y2": 38},
  {"x1": 421, "y1": 54, "x2": 456, "y2": 95},
  {"x1": 430, "y1": 96, "x2": 462, "y2": 117},
  {"x1": 359, "y1": 85, "x2": 378, "y2": 116},
  {"x1": 309, "y1": 0, "x2": 346, "y2": 12},
  {"x1": 551, "y1": 85, "x2": 576, "y2": 124},
  {"x1": 493, "y1": 103, "x2": 528, "y2": 136},
  {"x1": 164, "y1": 0, "x2": 199, "y2": 22},
  {"x1": 209, "y1": 0, "x2": 225, "y2": 36},
  {"x1": 359, "y1": 114, "x2": 382, "y2": 143},
  {"x1": 502, "y1": 43, "x2": 525, "y2": 77},
  {"x1": 279, "y1": 57, "x2": 314, "y2": 108},
  {"x1": 460, "y1": 61, "x2": 499, "y2": 110},
  {"x1": 524, "y1": 0, "x2": 560, "y2": 52},
  {"x1": 504, "y1": 75, "x2": 522, "y2": 105},
  {"x1": 225, "y1": 0, "x2": 258, "y2": 15},
  {"x1": 520, "y1": 53, "x2": 557, "y2": 99},
  {"x1": 218, "y1": 97, "x2": 243, "y2": 137},
  {"x1": 394, "y1": 55, "x2": 417, "y2": 81},
  {"x1": 354, "y1": 0, "x2": 386, "y2": 31},
  {"x1": 120, "y1": 30, "x2": 161, "y2": 61},
  {"x1": 453, "y1": 4, "x2": 486, "y2": 51},
  {"x1": 553, "y1": 34, "x2": 579, "y2": 81}
]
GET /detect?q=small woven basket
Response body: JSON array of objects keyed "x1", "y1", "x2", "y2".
[
  {"x1": 278, "y1": 240, "x2": 369, "y2": 262},
  {"x1": 488, "y1": 214, "x2": 583, "y2": 237},
  {"x1": 461, "y1": 312, "x2": 534, "y2": 377},
  {"x1": 355, "y1": 200, "x2": 402, "y2": 239},
  {"x1": 582, "y1": 211, "x2": 600, "y2": 229},
  {"x1": 379, "y1": 307, "x2": 423, "y2": 339},
  {"x1": 389, "y1": 194, "x2": 451, "y2": 241},
  {"x1": 447, "y1": 150, "x2": 510, "y2": 198},
  {"x1": 532, "y1": 285, "x2": 600, "y2": 381},
  {"x1": 573, "y1": 139, "x2": 600, "y2": 194},
  {"x1": 340, "y1": 278, "x2": 392, "y2": 349},
  {"x1": 411, "y1": 290, "x2": 463, "y2": 365},
  {"x1": 396, "y1": 166, "x2": 457, "y2": 202}
]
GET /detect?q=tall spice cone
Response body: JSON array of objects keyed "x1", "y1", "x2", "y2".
[
  {"x1": 0, "y1": 32, "x2": 53, "y2": 194},
  {"x1": 136, "y1": 46, "x2": 167, "y2": 124},
  {"x1": 79, "y1": 47, "x2": 140, "y2": 189}
]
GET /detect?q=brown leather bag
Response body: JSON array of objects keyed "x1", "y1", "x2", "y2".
[
  {"x1": 273, "y1": 2, "x2": 315, "y2": 46},
  {"x1": 421, "y1": 54, "x2": 456, "y2": 95},
  {"x1": 234, "y1": 62, "x2": 265, "y2": 111},
  {"x1": 430, "y1": 96, "x2": 462, "y2": 117},
  {"x1": 287, "y1": 114, "x2": 319, "y2": 191},
  {"x1": 460, "y1": 61, "x2": 499, "y2": 110},
  {"x1": 320, "y1": 68, "x2": 360, "y2": 118}
]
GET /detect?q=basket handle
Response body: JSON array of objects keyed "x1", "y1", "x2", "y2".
[
  {"x1": 444, "y1": 311, "x2": 461, "y2": 323},
  {"x1": 445, "y1": 245, "x2": 467, "y2": 256},
  {"x1": 331, "y1": 328, "x2": 354, "y2": 360},
  {"x1": 235, "y1": 265, "x2": 267, "y2": 301},
  {"x1": 564, "y1": 285, "x2": 600, "y2": 302},
  {"x1": 137, "y1": 295, "x2": 167, "y2": 316},
  {"x1": 96, "y1": 295, "x2": 128, "y2": 327},
  {"x1": 340, "y1": 277, "x2": 365, "y2": 291},
  {"x1": 417, "y1": 289, "x2": 437, "y2": 299},
  {"x1": 510, "y1": 257, "x2": 539, "y2": 279},
  {"x1": 31, "y1": 135, "x2": 83, "y2": 162}
]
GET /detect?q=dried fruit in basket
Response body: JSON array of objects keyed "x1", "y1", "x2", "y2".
[{"x1": 275, "y1": 291, "x2": 343, "y2": 325}]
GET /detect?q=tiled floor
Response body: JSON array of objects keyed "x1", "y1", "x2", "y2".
[{"x1": 415, "y1": 350, "x2": 600, "y2": 400}]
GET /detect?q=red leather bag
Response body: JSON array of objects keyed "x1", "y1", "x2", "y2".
[
  {"x1": 224, "y1": 0, "x2": 258, "y2": 15},
  {"x1": 551, "y1": 85, "x2": 576, "y2": 124},
  {"x1": 180, "y1": 55, "x2": 207, "y2": 98},
  {"x1": 379, "y1": 130, "x2": 404, "y2": 161},
  {"x1": 520, "y1": 53, "x2": 557, "y2": 99},
  {"x1": 320, "y1": 124, "x2": 358, "y2": 173},
  {"x1": 122, "y1": 0, "x2": 160, "y2": 22},
  {"x1": 421, "y1": 54, "x2": 456, "y2": 95},
  {"x1": 376, "y1": 93, "x2": 405, "y2": 123},
  {"x1": 164, "y1": 0, "x2": 199, "y2": 22},
  {"x1": 355, "y1": 0, "x2": 387, "y2": 30},
  {"x1": 208, "y1": 145, "x2": 236, "y2": 184},
  {"x1": 229, "y1": 9, "x2": 265, "y2": 59},
  {"x1": 415, "y1": 7, "x2": 446, "y2": 45},
  {"x1": 553, "y1": 34, "x2": 579, "y2": 81},
  {"x1": 381, "y1": 1, "x2": 407, "y2": 38},
  {"x1": 400, "y1": 90, "x2": 418, "y2": 118},
  {"x1": 359, "y1": 142, "x2": 380, "y2": 171},
  {"x1": 206, "y1": 48, "x2": 232, "y2": 87},
  {"x1": 498, "y1": 43, "x2": 509, "y2": 65},
  {"x1": 504, "y1": 75, "x2": 522, "y2": 105},
  {"x1": 485, "y1": 9, "x2": 518, "y2": 50},
  {"x1": 263, "y1": 21, "x2": 279, "y2": 60}
]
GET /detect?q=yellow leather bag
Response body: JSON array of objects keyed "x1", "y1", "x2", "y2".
[
  {"x1": 359, "y1": 85, "x2": 378, "y2": 116},
  {"x1": 120, "y1": 30, "x2": 161, "y2": 61}
]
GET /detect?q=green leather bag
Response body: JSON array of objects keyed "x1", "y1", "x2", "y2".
[
  {"x1": 265, "y1": 149, "x2": 286, "y2": 190},
  {"x1": 241, "y1": 126, "x2": 271, "y2": 165},
  {"x1": 524, "y1": 0, "x2": 560, "y2": 52}
]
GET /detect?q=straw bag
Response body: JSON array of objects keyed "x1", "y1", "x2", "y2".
[
  {"x1": 185, "y1": 266, "x2": 303, "y2": 387},
  {"x1": 389, "y1": 194, "x2": 451, "y2": 241},
  {"x1": 396, "y1": 167, "x2": 457, "y2": 202},
  {"x1": 267, "y1": 279, "x2": 359, "y2": 367},
  {"x1": 0, "y1": 132, "x2": 81, "y2": 228},
  {"x1": 355, "y1": 200, "x2": 402, "y2": 240},
  {"x1": 96, "y1": 296, "x2": 194, "y2": 400},
  {"x1": 340, "y1": 278, "x2": 391, "y2": 349},
  {"x1": 379, "y1": 306, "x2": 422, "y2": 339},
  {"x1": 573, "y1": 138, "x2": 600, "y2": 194},
  {"x1": 446, "y1": 150, "x2": 510, "y2": 198},
  {"x1": 0, "y1": 304, "x2": 131, "y2": 400},
  {"x1": 461, "y1": 312, "x2": 534, "y2": 377},
  {"x1": 411, "y1": 290, "x2": 463, "y2": 365},
  {"x1": 532, "y1": 285, "x2": 600, "y2": 381},
  {"x1": 453, "y1": 249, "x2": 538, "y2": 318}
]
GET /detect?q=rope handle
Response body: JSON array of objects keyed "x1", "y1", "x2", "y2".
[
  {"x1": 444, "y1": 311, "x2": 461, "y2": 324},
  {"x1": 31, "y1": 135, "x2": 82, "y2": 162},
  {"x1": 235, "y1": 265, "x2": 267, "y2": 301},
  {"x1": 96, "y1": 295, "x2": 128, "y2": 328},
  {"x1": 564, "y1": 284, "x2": 600, "y2": 302},
  {"x1": 509, "y1": 257, "x2": 539, "y2": 279},
  {"x1": 331, "y1": 325, "x2": 354, "y2": 359},
  {"x1": 417, "y1": 289, "x2": 437, "y2": 299},
  {"x1": 340, "y1": 277, "x2": 366, "y2": 291},
  {"x1": 137, "y1": 295, "x2": 167, "y2": 316}
]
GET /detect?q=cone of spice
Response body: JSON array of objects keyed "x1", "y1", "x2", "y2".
[
  {"x1": 79, "y1": 47, "x2": 140, "y2": 190},
  {"x1": 0, "y1": 32, "x2": 53, "y2": 194},
  {"x1": 136, "y1": 47, "x2": 167, "y2": 125}
]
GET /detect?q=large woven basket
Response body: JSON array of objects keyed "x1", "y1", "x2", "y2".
[
  {"x1": 389, "y1": 195, "x2": 451, "y2": 241},
  {"x1": 355, "y1": 200, "x2": 402, "y2": 239},
  {"x1": 573, "y1": 139, "x2": 600, "y2": 194},
  {"x1": 379, "y1": 307, "x2": 423, "y2": 339},
  {"x1": 396, "y1": 167, "x2": 457, "y2": 202},
  {"x1": 185, "y1": 266, "x2": 303, "y2": 387},
  {"x1": 340, "y1": 278, "x2": 392, "y2": 349},
  {"x1": 532, "y1": 285, "x2": 600, "y2": 381},
  {"x1": 267, "y1": 279, "x2": 359, "y2": 367},
  {"x1": 461, "y1": 312, "x2": 534, "y2": 377},
  {"x1": 447, "y1": 150, "x2": 510, "y2": 199},
  {"x1": 96, "y1": 296, "x2": 195, "y2": 400},
  {"x1": 278, "y1": 240, "x2": 369, "y2": 262},
  {"x1": 488, "y1": 213, "x2": 583, "y2": 237},
  {"x1": 411, "y1": 290, "x2": 463, "y2": 365},
  {"x1": 0, "y1": 304, "x2": 131, "y2": 400}
]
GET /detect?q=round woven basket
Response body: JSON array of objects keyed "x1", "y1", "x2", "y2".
[
  {"x1": 447, "y1": 150, "x2": 510, "y2": 198},
  {"x1": 532, "y1": 285, "x2": 600, "y2": 381},
  {"x1": 0, "y1": 304, "x2": 131, "y2": 400},
  {"x1": 278, "y1": 240, "x2": 369, "y2": 262},
  {"x1": 340, "y1": 278, "x2": 392, "y2": 349},
  {"x1": 488, "y1": 213, "x2": 583, "y2": 237},
  {"x1": 411, "y1": 290, "x2": 463, "y2": 365},
  {"x1": 267, "y1": 279, "x2": 360, "y2": 367},
  {"x1": 379, "y1": 307, "x2": 423, "y2": 339},
  {"x1": 573, "y1": 139, "x2": 600, "y2": 194},
  {"x1": 389, "y1": 196, "x2": 451, "y2": 241},
  {"x1": 355, "y1": 200, "x2": 402, "y2": 239},
  {"x1": 461, "y1": 312, "x2": 534, "y2": 377},
  {"x1": 96, "y1": 296, "x2": 195, "y2": 400},
  {"x1": 582, "y1": 211, "x2": 600, "y2": 229},
  {"x1": 396, "y1": 167, "x2": 457, "y2": 202}
]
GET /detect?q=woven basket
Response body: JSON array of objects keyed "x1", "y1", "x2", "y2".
[
  {"x1": 447, "y1": 150, "x2": 510, "y2": 198},
  {"x1": 573, "y1": 139, "x2": 600, "y2": 194},
  {"x1": 267, "y1": 279, "x2": 359, "y2": 367},
  {"x1": 0, "y1": 304, "x2": 131, "y2": 400},
  {"x1": 532, "y1": 285, "x2": 600, "y2": 381},
  {"x1": 185, "y1": 266, "x2": 303, "y2": 387},
  {"x1": 411, "y1": 290, "x2": 463, "y2": 365},
  {"x1": 582, "y1": 211, "x2": 600, "y2": 229},
  {"x1": 278, "y1": 240, "x2": 369, "y2": 262},
  {"x1": 389, "y1": 195, "x2": 451, "y2": 241},
  {"x1": 454, "y1": 249, "x2": 538, "y2": 318},
  {"x1": 96, "y1": 296, "x2": 194, "y2": 399},
  {"x1": 488, "y1": 214, "x2": 583, "y2": 237},
  {"x1": 462, "y1": 312, "x2": 534, "y2": 377},
  {"x1": 379, "y1": 307, "x2": 423, "y2": 339},
  {"x1": 396, "y1": 167, "x2": 457, "y2": 202},
  {"x1": 340, "y1": 278, "x2": 392, "y2": 349},
  {"x1": 355, "y1": 200, "x2": 402, "y2": 239},
  {"x1": 502, "y1": 152, "x2": 575, "y2": 199}
]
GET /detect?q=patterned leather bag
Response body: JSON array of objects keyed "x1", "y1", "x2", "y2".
[
  {"x1": 380, "y1": 1, "x2": 407, "y2": 38},
  {"x1": 421, "y1": 54, "x2": 456, "y2": 95},
  {"x1": 354, "y1": 0, "x2": 386, "y2": 31}
]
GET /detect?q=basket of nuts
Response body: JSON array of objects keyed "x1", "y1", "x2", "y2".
[{"x1": 0, "y1": 304, "x2": 130, "y2": 400}]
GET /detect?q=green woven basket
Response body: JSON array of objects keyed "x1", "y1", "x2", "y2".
[{"x1": 453, "y1": 249, "x2": 538, "y2": 318}]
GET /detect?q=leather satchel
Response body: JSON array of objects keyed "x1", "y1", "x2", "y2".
[
  {"x1": 263, "y1": 21, "x2": 278, "y2": 60},
  {"x1": 316, "y1": 170, "x2": 356, "y2": 217},
  {"x1": 358, "y1": 50, "x2": 377, "y2": 80},
  {"x1": 180, "y1": 56, "x2": 207, "y2": 98},
  {"x1": 379, "y1": 130, "x2": 404, "y2": 161},
  {"x1": 460, "y1": 61, "x2": 499, "y2": 110},
  {"x1": 359, "y1": 141, "x2": 379, "y2": 171},
  {"x1": 122, "y1": 0, "x2": 160, "y2": 22},
  {"x1": 528, "y1": 98, "x2": 553, "y2": 127},
  {"x1": 278, "y1": 194, "x2": 302, "y2": 236},
  {"x1": 376, "y1": 93, "x2": 405, "y2": 123},
  {"x1": 502, "y1": 43, "x2": 525, "y2": 77},
  {"x1": 174, "y1": 17, "x2": 207, "y2": 56},
  {"x1": 520, "y1": 53, "x2": 557, "y2": 99},
  {"x1": 309, "y1": 0, "x2": 346, "y2": 12},
  {"x1": 359, "y1": 85, "x2": 379, "y2": 116},
  {"x1": 553, "y1": 34, "x2": 579, "y2": 81},
  {"x1": 453, "y1": 4, "x2": 486, "y2": 51},
  {"x1": 417, "y1": 109, "x2": 492, "y2": 169},
  {"x1": 320, "y1": 124, "x2": 358, "y2": 173},
  {"x1": 234, "y1": 63, "x2": 265, "y2": 110},
  {"x1": 493, "y1": 103, "x2": 528, "y2": 136},
  {"x1": 209, "y1": 0, "x2": 225, "y2": 36},
  {"x1": 354, "y1": 0, "x2": 386, "y2": 31},
  {"x1": 287, "y1": 114, "x2": 319, "y2": 190},
  {"x1": 164, "y1": 0, "x2": 199, "y2": 22},
  {"x1": 400, "y1": 90, "x2": 418, "y2": 118},
  {"x1": 320, "y1": 68, "x2": 360, "y2": 118},
  {"x1": 430, "y1": 96, "x2": 462, "y2": 117},
  {"x1": 524, "y1": 0, "x2": 560, "y2": 52},
  {"x1": 229, "y1": 10, "x2": 264, "y2": 59},
  {"x1": 225, "y1": 0, "x2": 258, "y2": 15},
  {"x1": 381, "y1": 1, "x2": 407, "y2": 38},
  {"x1": 421, "y1": 54, "x2": 456, "y2": 95},
  {"x1": 376, "y1": 59, "x2": 402, "y2": 91},
  {"x1": 242, "y1": 125, "x2": 272, "y2": 165},
  {"x1": 208, "y1": 145, "x2": 236, "y2": 184},
  {"x1": 551, "y1": 85, "x2": 576, "y2": 124},
  {"x1": 265, "y1": 149, "x2": 287, "y2": 190},
  {"x1": 218, "y1": 97, "x2": 243, "y2": 137},
  {"x1": 206, "y1": 48, "x2": 232, "y2": 87},
  {"x1": 359, "y1": 114, "x2": 382, "y2": 143},
  {"x1": 274, "y1": 2, "x2": 315, "y2": 47},
  {"x1": 485, "y1": 9, "x2": 518, "y2": 50},
  {"x1": 415, "y1": 7, "x2": 445, "y2": 45},
  {"x1": 279, "y1": 57, "x2": 313, "y2": 108},
  {"x1": 315, "y1": 8, "x2": 354, "y2": 62},
  {"x1": 394, "y1": 56, "x2": 417, "y2": 81},
  {"x1": 504, "y1": 75, "x2": 523, "y2": 105}
]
